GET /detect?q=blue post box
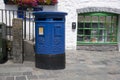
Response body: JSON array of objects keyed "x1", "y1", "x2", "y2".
[{"x1": 33, "y1": 12, "x2": 67, "y2": 69}]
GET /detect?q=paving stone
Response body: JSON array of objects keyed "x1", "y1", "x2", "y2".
[
  {"x1": 10, "y1": 72, "x2": 23, "y2": 76},
  {"x1": 39, "y1": 75, "x2": 58, "y2": 79},
  {"x1": 108, "y1": 71, "x2": 120, "y2": 75},
  {"x1": 92, "y1": 60, "x2": 108, "y2": 65},
  {"x1": 108, "y1": 75, "x2": 120, "y2": 80},
  {"x1": 38, "y1": 75, "x2": 47, "y2": 79},
  {"x1": 0, "y1": 73, "x2": 10, "y2": 76},
  {"x1": 0, "y1": 67, "x2": 33, "y2": 73},
  {"x1": 16, "y1": 76, "x2": 26, "y2": 80},
  {"x1": 23, "y1": 72, "x2": 32, "y2": 76},
  {"x1": 85, "y1": 75, "x2": 109, "y2": 80},
  {"x1": 0, "y1": 76, "x2": 6, "y2": 80},
  {"x1": 6, "y1": 77, "x2": 14, "y2": 80},
  {"x1": 27, "y1": 75, "x2": 38, "y2": 80}
]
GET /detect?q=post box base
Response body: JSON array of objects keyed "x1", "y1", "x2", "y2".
[
  {"x1": 35, "y1": 53, "x2": 65, "y2": 70},
  {"x1": 0, "y1": 57, "x2": 8, "y2": 64}
]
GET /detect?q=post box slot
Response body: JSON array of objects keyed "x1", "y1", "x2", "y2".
[
  {"x1": 36, "y1": 18, "x2": 47, "y2": 21},
  {"x1": 53, "y1": 18, "x2": 63, "y2": 21}
]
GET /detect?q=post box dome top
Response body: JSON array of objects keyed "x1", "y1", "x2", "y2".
[{"x1": 33, "y1": 11, "x2": 67, "y2": 16}]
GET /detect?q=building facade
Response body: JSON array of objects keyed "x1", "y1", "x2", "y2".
[{"x1": 0, "y1": 0, "x2": 120, "y2": 51}]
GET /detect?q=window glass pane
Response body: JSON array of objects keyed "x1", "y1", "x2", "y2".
[
  {"x1": 112, "y1": 16, "x2": 117, "y2": 23},
  {"x1": 110, "y1": 36, "x2": 116, "y2": 42},
  {"x1": 77, "y1": 23, "x2": 84, "y2": 42},
  {"x1": 84, "y1": 36, "x2": 90, "y2": 42},
  {"x1": 91, "y1": 37, "x2": 98, "y2": 42},
  {"x1": 85, "y1": 23, "x2": 90, "y2": 28},
  {"x1": 85, "y1": 16, "x2": 91, "y2": 22},
  {"x1": 78, "y1": 29, "x2": 83, "y2": 34},
  {"x1": 77, "y1": 35, "x2": 83, "y2": 41},
  {"x1": 78, "y1": 23, "x2": 84, "y2": 28},
  {"x1": 106, "y1": 23, "x2": 111, "y2": 35},
  {"x1": 99, "y1": 23, "x2": 104, "y2": 28},
  {"x1": 107, "y1": 36, "x2": 111, "y2": 42},
  {"x1": 85, "y1": 29, "x2": 91, "y2": 35},
  {"x1": 99, "y1": 16, "x2": 105, "y2": 23},
  {"x1": 92, "y1": 23, "x2": 98, "y2": 28},
  {"x1": 111, "y1": 23, "x2": 117, "y2": 36},
  {"x1": 107, "y1": 36, "x2": 116, "y2": 42},
  {"x1": 98, "y1": 36, "x2": 104, "y2": 42},
  {"x1": 106, "y1": 16, "x2": 111, "y2": 23},
  {"x1": 98, "y1": 29, "x2": 103, "y2": 36},
  {"x1": 78, "y1": 16, "x2": 84, "y2": 22},
  {"x1": 92, "y1": 16, "x2": 98, "y2": 22}
]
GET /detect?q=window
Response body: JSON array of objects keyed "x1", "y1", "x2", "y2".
[{"x1": 77, "y1": 13, "x2": 118, "y2": 44}]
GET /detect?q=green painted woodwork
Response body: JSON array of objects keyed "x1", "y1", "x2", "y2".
[{"x1": 77, "y1": 12, "x2": 118, "y2": 45}]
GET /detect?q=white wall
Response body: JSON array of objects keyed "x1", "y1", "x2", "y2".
[
  {"x1": 57, "y1": 0, "x2": 120, "y2": 50},
  {"x1": 0, "y1": 0, "x2": 120, "y2": 50},
  {"x1": 0, "y1": 0, "x2": 5, "y2": 9}
]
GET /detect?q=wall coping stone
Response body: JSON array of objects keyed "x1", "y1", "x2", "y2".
[{"x1": 77, "y1": 7, "x2": 120, "y2": 14}]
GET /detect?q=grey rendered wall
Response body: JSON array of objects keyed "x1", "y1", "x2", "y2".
[{"x1": 118, "y1": 15, "x2": 120, "y2": 52}]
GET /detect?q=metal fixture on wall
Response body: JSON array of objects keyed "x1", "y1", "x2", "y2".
[{"x1": 72, "y1": 22, "x2": 76, "y2": 29}]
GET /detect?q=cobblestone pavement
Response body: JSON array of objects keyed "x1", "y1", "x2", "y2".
[{"x1": 0, "y1": 50, "x2": 120, "y2": 80}]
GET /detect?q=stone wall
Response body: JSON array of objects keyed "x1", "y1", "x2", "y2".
[
  {"x1": 77, "y1": 45, "x2": 118, "y2": 51},
  {"x1": 77, "y1": 7, "x2": 120, "y2": 14},
  {"x1": 12, "y1": 18, "x2": 23, "y2": 63}
]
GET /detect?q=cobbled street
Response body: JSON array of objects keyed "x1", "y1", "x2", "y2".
[{"x1": 0, "y1": 50, "x2": 120, "y2": 80}]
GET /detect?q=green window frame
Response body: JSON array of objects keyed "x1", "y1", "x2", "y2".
[{"x1": 77, "y1": 12, "x2": 118, "y2": 45}]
